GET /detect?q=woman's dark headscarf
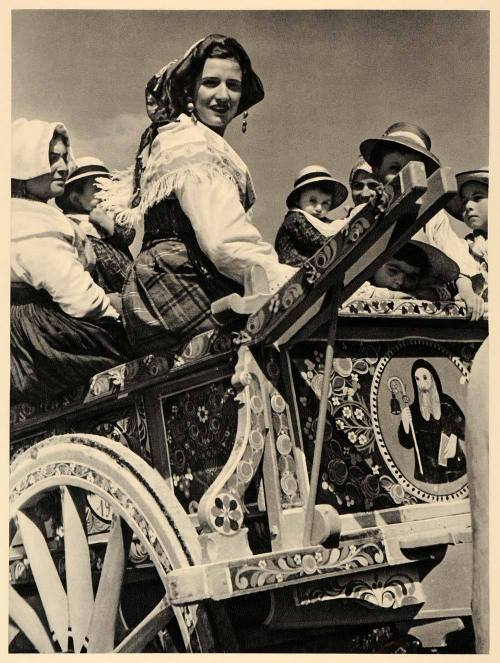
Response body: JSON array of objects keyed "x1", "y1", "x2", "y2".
[{"x1": 132, "y1": 34, "x2": 264, "y2": 206}]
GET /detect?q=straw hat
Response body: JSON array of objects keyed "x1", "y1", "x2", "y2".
[
  {"x1": 445, "y1": 167, "x2": 489, "y2": 219},
  {"x1": 402, "y1": 240, "x2": 459, "y2": 283},
  {"x1": 286, "y1": 165, "x2": 348, "y2": 210},
  {"x1": 55, "y1": 157, "x2": 110, "y2": 211},
  {"x1": 64, "y1": 156, "x2": 111, "y2": 186},
  {"x1": 360, "y1": 122, "x2": 441, "y2": 175}
]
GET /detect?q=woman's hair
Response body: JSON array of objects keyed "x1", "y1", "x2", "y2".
[{"x1": 182, "y1": 42, "x2": 246, "y2": 108}]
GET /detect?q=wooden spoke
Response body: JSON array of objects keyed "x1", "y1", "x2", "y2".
[
  {"x1": 8, "y1": 621, "x2": 20, "y2": 646},
  {"x1": 9, "y1": 586, "x2": 55, "y2": 653},
  {"x1": 114, "y1": 598, "x2": 174, "y2": 653},
  {"x1": 17, "y1": 509, "x2": 69, "y2": 651},
  {"x1": 61, "y1": 486, "x2": 94, "y2": 653},
  {"x1": 87, "y1": 515, "x2": 132, "y2": 652}
]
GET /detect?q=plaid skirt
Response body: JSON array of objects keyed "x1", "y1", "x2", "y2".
[
  {"x1": 122, "y1": 241, "x2": 224, "y2": 355},
  {"x1": 11, "y1": 297, "x2": 129, "y2": 404},
  {"x1": 89, "y1": 237, "x2": 132, "y2": 294}
]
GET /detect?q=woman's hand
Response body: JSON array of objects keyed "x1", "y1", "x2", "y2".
[
  {"x1": 89, "y1": 206, "x2": 115, "y2": 236},
  {"x1": 401, "y1": 406, "x2": 412, "y2": 434}
]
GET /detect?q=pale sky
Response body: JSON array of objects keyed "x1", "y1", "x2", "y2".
[{"x1": 12, "y1": 9, "x2": 489, "y2": 246}]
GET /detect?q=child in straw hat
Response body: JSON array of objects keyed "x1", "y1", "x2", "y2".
[
  {"x1": 56, "y1": 156, "x2": 135, "y2": 294},
  {"x1": 445, "y1": 167, "x2": 488, "y2": 302},
  {"x1": 359, "y1": 122, "x2": 486, "y2": 320},
  {"x1": 275, "y1": 165, "x2": 349, "y2": 267}
]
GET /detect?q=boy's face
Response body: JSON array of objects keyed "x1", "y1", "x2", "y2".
[
  {"x1": 373, "y1": 258, "x2": 421, "y2": 292},
  {"x1": 461, "y1": 181, "x2": 488, "y2": 234},
  {"x1": 69, "y1": 177, "x2": 99, "y2": 213},
  {"x1": 297, "y1": 186, "x2": 333, "y2": 219},
  {"x1": 375, "y1": 149, "x2": 420, "y2": 185},
  {"x1": 351, "y1": 171, "x2": 380, "y2": 206}
]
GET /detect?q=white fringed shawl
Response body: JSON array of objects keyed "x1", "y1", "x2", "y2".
[{"x1": 96, "y1": 114, "x2": 256, "y2": 227}]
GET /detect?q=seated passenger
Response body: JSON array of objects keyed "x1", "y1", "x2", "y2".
[
  {"x1": 97, "y1": 34, "x2": 297, "y2": 355},
  {"x1": 359, "y1": 122, "x2": 486, "y2": 320},
  {"x1": 446, "y1": 167, "x2": 488, "y2": 301},
  {"x1": 11, "y1": 118, "x2": 129, "y2": 403},
  {"x1": 56, "y1": 157, "x2": 135, "y2": 294},
  {"x1": 275, "y1": 165, "x2": 348, "y2": 267},
  {"x1": 345, "y1": 240, "x2": 458, "y2": 303}
]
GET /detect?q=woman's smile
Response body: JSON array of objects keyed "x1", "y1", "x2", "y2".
[{"x1": 193, "y1": 57, "x2": 242, "y2": 135}]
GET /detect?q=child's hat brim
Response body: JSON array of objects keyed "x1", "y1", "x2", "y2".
[
  {"x1": 445, "y1": 168, "x2": 489, "y2": 219},
  {"x1": 405, "y1": 239, "x2": 459, "y2": 283},
  {"x1": 360, "y1": 135, "x2": 441, "y2": 175},
  {"x1": 286, "y1": 175, "x2": 348, "y2": 210}
]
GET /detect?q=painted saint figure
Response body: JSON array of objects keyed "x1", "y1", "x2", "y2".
[{"x1": 398, "y1": 359, "x2": 466, "y2": 484}]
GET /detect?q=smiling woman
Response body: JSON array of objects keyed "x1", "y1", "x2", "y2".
[
  {"x1": 193, "y1": 58, "x2": 242, "y2": 135},
  {"x1": 97, "y1": 33, "x2": 297, "y2": 355}
]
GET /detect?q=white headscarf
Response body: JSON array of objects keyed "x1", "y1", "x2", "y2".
[{"x1": 11, "y1": 118, "x2": 76, "y2": 181}]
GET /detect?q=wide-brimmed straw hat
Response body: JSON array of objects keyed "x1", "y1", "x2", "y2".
[
  {"x1": 360, "y1": 122, "x2": 441, "y2": 175},
  {"x1": 286, "y1": 165, "x2": 348, "y2": 210},
  {"x1": 445, "y1": 167, "x2": 489, "y2": 219},
  {"x1": 64, "y1": 156, "x2": 110, "y2": 186},
  {"x1": 55, "y1": 156, "x2": 110, "y2": 210},
  {"x1": 401, "y1": 240, "x2": 459, "y2": 283}
]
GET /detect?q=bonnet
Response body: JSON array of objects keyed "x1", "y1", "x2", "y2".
[{"x1": 11, "y1": 118, "x2": 75, "y2": 181}]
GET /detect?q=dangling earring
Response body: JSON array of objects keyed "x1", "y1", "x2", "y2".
[
  {"x1": 242, "y1": 111, "x2": 249, "y2": 134},
  {"x1": 186, "y1": 100, "x2": 197, "y2": 124}
]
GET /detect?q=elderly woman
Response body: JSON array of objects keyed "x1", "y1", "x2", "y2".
[
  {"x1": 11, "y1": 118, "x2": 129, "y2": 403},
  {"x1": 99, "y1": 34, "x2": 296, "y2": 354}
]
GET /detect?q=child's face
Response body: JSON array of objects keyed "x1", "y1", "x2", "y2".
[
  {"x1": 70, "y1": 177, "x2": 99, "y2": 213},
  {"x1": 461, "y1": 181, "x2": 488, "y2": 234},
  {"x1": 374, "y1": 149, "x2": 419, "y2": 185},
  {"x1": 351, "y1": 172, "x2": 380, "y2": 206},
  {"x1": 297, "y1": 186, "x2": 333, "y2": 219},
  {"x1": 373, "y1": 258, "x2": 421, "y2": 292}
]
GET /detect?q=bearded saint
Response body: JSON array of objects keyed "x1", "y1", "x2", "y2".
[{"x1": 398, "y1": 359, "x2": 466, "y2": 484}]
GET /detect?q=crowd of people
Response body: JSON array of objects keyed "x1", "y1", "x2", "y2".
[{"x1": 10, "y1": 33, "x2": 489, "y2": 404}]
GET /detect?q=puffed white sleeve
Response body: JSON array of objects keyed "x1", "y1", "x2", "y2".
[
  {"x1": 413, "y1": 211, "x2": 480, "y2": 277},
  {"x1": 177, "y1": 170, "x2": 297, "y2": 293},
  {"x1": 12, "y1": 232, "x2": 119, "y2": 319}
]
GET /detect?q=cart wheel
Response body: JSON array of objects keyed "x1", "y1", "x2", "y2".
[{"x1": 9, "y1": 434, "x2": 216, "y2": 653}]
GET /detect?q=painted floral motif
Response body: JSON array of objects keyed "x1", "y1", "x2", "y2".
[
  {"x1": 69, "y1": 400, "x2": 152, "y2": 466},
  {"x1": 162, "y1": 379, "x2": 238, "y2": 512},
  {"x1": 244, "y1": 206, "x2": 377, "y2": 342},
  {"x1": 340, "y1": 299, "x2": 468, "y2": 318},
  {"x1": 296, "y1": 568, "x2": 423, "y2": 609},
  {"x1": 294, "y1": 338, "x2": 481, "y2": 511},
  {"x1": 294, "y1": 341, "x2": 421, "y2": 513},
  {"x1": 209, "y1": 492, "x2": 244, "y2": 535},
  {"x1": 231, "y1": 538, "x2": 386, "y2": 590}
]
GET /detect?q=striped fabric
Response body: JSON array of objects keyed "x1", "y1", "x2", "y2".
[
  {"x1": 88, "y1": 236, "x2": 132, "y2": 294},
  {"x1": 122, "y1": 198, "x2": 244, "y2": 355},
  {"x1": 11, "y1": 295, "x2": 129, "y2": 404}
]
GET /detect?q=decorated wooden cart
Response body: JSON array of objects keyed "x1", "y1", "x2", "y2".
[{"x1": 9, "y1": 162, "x2": 487, "y2": 653}]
